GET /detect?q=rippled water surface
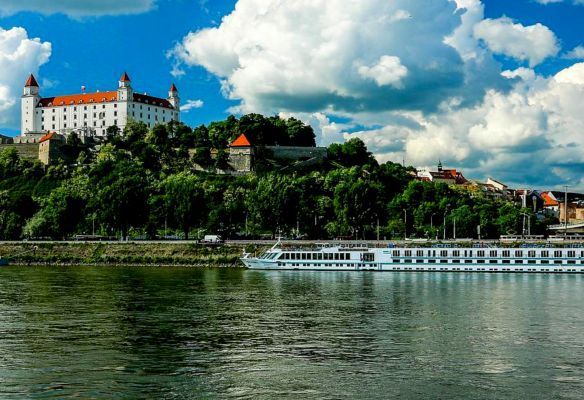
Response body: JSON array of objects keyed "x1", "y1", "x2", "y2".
[{"x1": 1, "y1": 267, "x2": 584, "y2": 399}]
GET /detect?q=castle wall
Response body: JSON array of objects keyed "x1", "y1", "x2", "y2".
[{"x1": 265, "y1": 146, "x2": 327, "y2": 160}]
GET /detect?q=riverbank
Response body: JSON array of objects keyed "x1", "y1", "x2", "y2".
[{"x1": 0, "y1": 242, "x2": 255, "y2": 267}]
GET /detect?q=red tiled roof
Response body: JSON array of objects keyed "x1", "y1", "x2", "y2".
[
  {"x1": 38, "y1": 91, "x2": 118, "y2": 107},
  {"x1": 25, "y1": 74, "x2": 39, "y2": 87},
  {"x1": 169, "y1": 83, "x2": 178, "y2": 92},
  {"x1": 36, "y1": 91, "x2": 174, "y2": 109},
  {"x1": 120, "y1": 72, "x2": 131, "y2": 82},
  {"x1": 132, "y1": 93, "x2": 173, "y2": 109},
  {"x1": 231, "y1": 133, "x2": 251, "y2": 147},
  {"x1": 39, "y1": 132, "x2": 56, "y2": 143}
]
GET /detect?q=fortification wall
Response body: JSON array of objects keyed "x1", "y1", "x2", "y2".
[
  {"x1": 0, "y1": 143, "x2": 39, "y2": 160},
  {"x1": 266, "y1": 146, "x2": 327, "y2": 160}
]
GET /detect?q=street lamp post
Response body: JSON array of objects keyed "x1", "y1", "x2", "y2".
[
  {"x1": 403, "y1": 209, "x2": 407, "y2": 240},
  {"x1": 443, "y1": 204, "x2": 451, "y2": 241},
  {"x1": 564, "y1": 185, "x2": 569, "y2": 236}
]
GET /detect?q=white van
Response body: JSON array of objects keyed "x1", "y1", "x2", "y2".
[{"x1": 202, "y1": 235, "x2": 223, "y2": 244}]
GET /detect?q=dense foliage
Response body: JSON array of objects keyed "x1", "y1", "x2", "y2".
[{"x1": 0, "y1": 114, "x2": 545, "y2": 240}]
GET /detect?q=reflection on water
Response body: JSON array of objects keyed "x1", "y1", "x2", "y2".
[{"x1": 1, "y1": 267, "x2": 584, "y2": 399}]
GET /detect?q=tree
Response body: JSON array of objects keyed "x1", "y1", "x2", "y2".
[
  {"x1": 162, "y1": 172, "x2": 206, "y2": 239},
  {"x1": 286, "y1": 117, "x2": 316, "y2": 147},
  {"x1": 327, "y1": 138, "x2": 377, "y2": 168},
  {"x1": 246, "y1": 174, "x2": 301, "y2": 234},
  {"x1": 89, "y1": 161, "x2": 150, "y2": 239}
]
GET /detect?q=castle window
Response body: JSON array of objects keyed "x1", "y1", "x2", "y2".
[
  {"x1": 148, "y1": 107, "x2": 151, "y2": 111},
  {"x1": 114, "y1": 120, "x2": 117, "y2": 126},
  {"x1": 93, "y1": 113, "x2": 96, "y2": 118},
  {"x1": 84, "y1": 122, "x2": 87, "y2": 127},
  {"x1": 93, "y1": 121, "x2": 96, "y2": 127},
  {"x1": 63, "y1": 115, "x2": 66, "y2": 120},
  {"x1": 114, "y1": 111, "x2": 117, "y2": 117},
  {"x1": 52, "y1": 124, "x2": 55, "y2": 129},
  {"x1": 114, "y1": 104, "x2": 117, "y2": 108},
  {"x1": 74, "y1": 107, "x2": 77, "y2": 111},
  {"x1": 84, "y1": 114, "x2": 87, "y2": 118},
  {"x1": 84, "y1": 106, "x2": 87, "y2": 110},
  {"x1": 78, "y1": 100, "x2": 83, "y2": 104},
  {"x1": 102, "y1": 105, "x2": 105, "y2": 109},
  {"x1": 93, "y1": 105, "x2": 96, "y2": 109},
  {"x1": 64, "y1": 123, "x2": 67, "y2": 128},
  {"x1": 52, "y1": 116, "x2": 55, "y2": 121}
]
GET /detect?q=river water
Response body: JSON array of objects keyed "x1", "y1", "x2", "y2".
[{"x1": 1, "y1": 267, "x2": 584, "y2": 399}]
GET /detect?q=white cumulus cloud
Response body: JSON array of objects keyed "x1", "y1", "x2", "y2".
[
  {"x1": 0, "y1": 27, "x2": 51, "y2": 127},
  {"x1": 565, "y1": 45, "x2": 584, "y2": 60},
  {"x1": 358, "y1": 56, "x2": 408, "y2": 88},
  {"x1": 180, "y1": 99, "x2": 204, "y2": 112},
  {"x1": 0, "y1": 0, "x2": 155, "y2": 18},
  {"x1": 172, "y1": 0, "x2": 582, "y2": 188},
  {"x1": 172, "y1": 0, "x2": 505, "y2": 115},
  {"x1": 473, "y1": 17, "x2": 559, "y2": 67}
]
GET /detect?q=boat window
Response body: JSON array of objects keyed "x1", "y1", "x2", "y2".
[
  {"x1": 440, "y1": 250, "x2": 447, "y2": 257},
  {"x1": 334, "y1": 253, "x2": 339, "y2": 260},
  {"x1": 528, "y1": 251, "x2": 536, "y2": 258},
  {"x1": 515, "y1": 250, "x2": 523, "y2": 258},
  {"x1": 453, "y1": 250, "x2": 460, "y2": 257},
  {"x1": 393, "y1": 250, "x2": 401, "y2": 257},
  {"x1": 318, "y1": 253, "x2": 323, "y2": 260},
  {"x1": 542, "y1": 251, "x2": 549, "y2": 258},
  {"x1": 405, "y1": 250, "x2": 412, "y2": 257},
  {"x1": 554, "y1": 251, "x2": 562, "y2": 258},
  {"x1": 568, "y1": 251, "x2": 576, "y2": 258},
  {"x1": 477, "y1": 251, "x2": 485, "y2": 257},
  {"x1": 417, "y1": 250, "x2": 424, "y2": 257}
]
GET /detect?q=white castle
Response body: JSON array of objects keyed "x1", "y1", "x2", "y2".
[{"x1": 19, "y1": 72, "x2": 180, "y2": 140}]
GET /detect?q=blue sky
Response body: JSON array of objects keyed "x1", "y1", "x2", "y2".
[{"x1": 0, "y1": 0, "x2": 583, "y2": 188}]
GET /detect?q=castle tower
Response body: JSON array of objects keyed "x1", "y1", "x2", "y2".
[
  {"x1": 21, "y1": 74, "x2": 40, "y2": 134},
  {"x1": 168, "y1": 83, "x2": 180, "y2": 110},
  {"x1": 117, "y1": 71, "x2": 133, "y2": 101}
]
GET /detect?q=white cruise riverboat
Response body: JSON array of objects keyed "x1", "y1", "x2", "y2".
[{"x1": 241, "y1": 240, "x2": 584, "y2": 273}]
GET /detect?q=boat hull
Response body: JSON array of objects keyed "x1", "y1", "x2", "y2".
[{"x1": 241, "y1": 259, "x2": 584, "y2": 273}]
